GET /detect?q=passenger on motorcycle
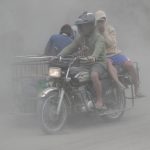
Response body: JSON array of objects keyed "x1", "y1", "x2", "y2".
[
  {"x1": 95, "y1": 10, "x2": 144, "y2": 98},
  {"x1": 94, "y1": 10, "x2": 125, "y2": 90},
  {"x1": 58, "y1": 12, "x2": 107, "y2": 110},
  {"x1": 44, "y1": 24, "x2": 74, "y2": 56}
]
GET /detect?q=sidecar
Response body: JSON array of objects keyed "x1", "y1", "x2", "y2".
[{"x1": 12, "y1": 56, "x2": 50, "y2": 114}]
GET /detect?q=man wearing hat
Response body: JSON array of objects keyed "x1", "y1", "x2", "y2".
[
  {"x1": 58, "y1": 12, "x2": 107, "y2": 110},
  {"x1": 95, "y1": 10, "x2": 144, "y2": 97}
]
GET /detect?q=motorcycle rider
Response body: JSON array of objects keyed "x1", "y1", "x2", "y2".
[
  {"x1": 44, "y1": 24, "x2": 73, "y2": 56},
  {"x1": 58, "y1": 12, "x2": 107, "y2": 110},
  {"x1": 95, "y1": 10, "x2": 144, "y2": 98}
]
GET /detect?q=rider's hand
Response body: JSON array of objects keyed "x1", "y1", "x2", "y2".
[{"x1": 87, "y1": 56, "x2": 96, "y2": 62}]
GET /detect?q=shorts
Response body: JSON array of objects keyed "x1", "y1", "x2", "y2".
[
  {"x1": 91, "y1": 62, "x2": 107, "y2": 79},
  {"x1": 108, "y1": 53, "x2": 130, "y2": 65},
  {"x1": 70, "y1": 62, "x2": 107, "y2": 79}
]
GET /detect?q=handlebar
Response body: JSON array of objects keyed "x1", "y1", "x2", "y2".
[
  {"x1": 48, "y1": 56, "x2": 99, "y2": 69},
  {"x1": 49, "y1": 56, "x2": 96, "y2": 62}
]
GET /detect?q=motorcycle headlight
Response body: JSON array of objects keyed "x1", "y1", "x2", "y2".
[{"x1": 48, "y1": 67, "x2": 61, "y2": 78}]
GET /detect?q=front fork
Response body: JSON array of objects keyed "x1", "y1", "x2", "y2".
[{"x1": 56, "y1": 88, "x2": 65, "y2": 115}]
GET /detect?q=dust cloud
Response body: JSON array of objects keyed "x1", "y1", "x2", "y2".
[
  {"x1": 0, "y1": 0, "x2": 149, "y2": 114},
  {"x1": 0, "y1": 1, "x2": 150, "y2": 150}
]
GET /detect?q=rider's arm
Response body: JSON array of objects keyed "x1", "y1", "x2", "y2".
[
  {"x1": 57, "y1": 36, "x2": 81, "y2": 57},
  {"x1": 91, "y1": 34, "x2": 106, "y2": 61}
]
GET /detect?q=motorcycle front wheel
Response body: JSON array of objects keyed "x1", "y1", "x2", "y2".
[{"x1": 39, "y1": 92, "x2": 68, "y2": 134}]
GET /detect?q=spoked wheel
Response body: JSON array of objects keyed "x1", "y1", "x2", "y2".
[
  {"x1": 103, "y1": 88, "x2": 126, "y2": 121},
  {"x1": 40, "y1": 92, "x2": 68, "y2": 134}
]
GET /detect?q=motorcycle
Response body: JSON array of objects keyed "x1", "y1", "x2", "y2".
[{"x1": 38, "y1": 56, "x2": 135, "y2": 134}]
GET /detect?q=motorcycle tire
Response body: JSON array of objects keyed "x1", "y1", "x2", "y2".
[{"x1": 37, "y1": 91, "x2": 68, "y2": 134}]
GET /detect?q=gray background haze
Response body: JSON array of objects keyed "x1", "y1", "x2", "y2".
[{"x1": 0, "y1": 0, "x2": 149, "y2": 112}]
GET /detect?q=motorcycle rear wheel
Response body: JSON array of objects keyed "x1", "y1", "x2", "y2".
[{"x1": 102, "y1": 88, "x2": 126, "y2": 121}]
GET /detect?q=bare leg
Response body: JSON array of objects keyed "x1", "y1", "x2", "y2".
[
  {"x1": 107, "y1": 59, "x2": 125, "y2": 89},
  {"x1": 123, "y1": 61, "x2": 143, "y2": 97},
  {"x1": 91, "y1": 71, "x2": 103, "y2": 108}
]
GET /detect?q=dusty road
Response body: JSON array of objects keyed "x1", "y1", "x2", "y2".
[{"x1": 0, "y1": 97, "x2": 150, "y2": 150}]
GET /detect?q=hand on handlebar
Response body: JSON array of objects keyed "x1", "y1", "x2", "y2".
[
  {"x1": 87, "y1": 56, "x2": 96, "y2": 63},
  {"x1": 78, "y1": 56, "x2": 96, "y2": 63}
]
